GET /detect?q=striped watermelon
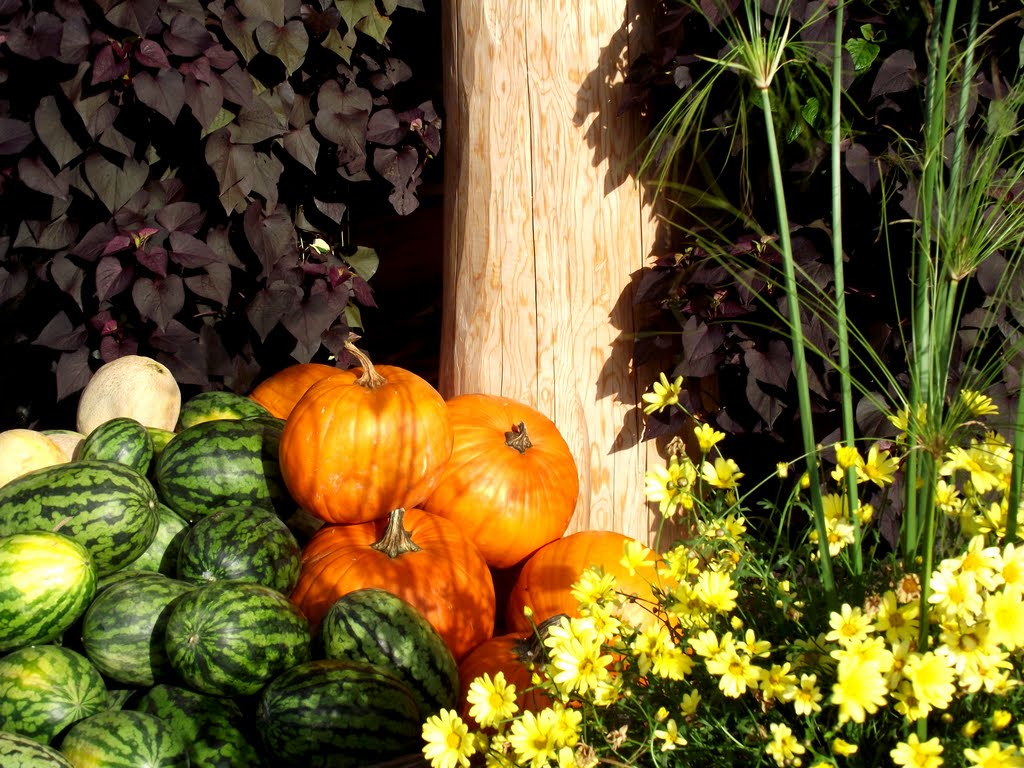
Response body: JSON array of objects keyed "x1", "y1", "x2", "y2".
[
  {"x1": 0, "y1": 730, "x2": 75, "y2": 767},
  {"x1": 176, "y1": 505, "x2": 300, "y2": 594},
  {"x1": 164, "y1": 580, "x2": 311, "y2": 697},
  {"x1": 130, "y1": 505, "x2": 190, "y2": 576},
  {"x1": 78, "y1": 417, "x2": 154, "y2": 475},
  {"x1": 178, "y1": 391, "x2": 271, "y2": 429},
  {"x1": 59, "y1": 711, "x2": 188, "y2": 768},
  {"x1": 0, "y1": 461, "x2": 159, "y2": 576},
  {"x1": 0, "y1": 646, "x2": 110, "y2": 746},
  {"x1": 81, "y1": 574, "x2": 196, "y2": 687},
  {"x1": 154, "y1": 417, "x2": 292, "y2": 520},
  {"x1": 134, "y1": 684, "x2": 261, "y2": 768},
  {"x1": 147, "y1": 428, "x2": 176, "y2": 457},
  {"x1": 256, "y1": 659, "x2": 422, "y2": 767},
  {"x1": 320, "y1": 588, "x2": 458, "y2": 718},
  {"x1": 0, "y1": 532, "x2": 97, "y2": 652}
]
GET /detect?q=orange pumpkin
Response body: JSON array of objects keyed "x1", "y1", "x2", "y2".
[
  {"x1": 278, "y1": 342, "x2": 453, "y2": 525},
  {"x1": 458, "y1": 631, "x2": 553, "y2": 717},
  {"x1": 248, "y1": 362, "x2": 340, "y2": 419},
  {"x1": 505, "y1": 530, "x2": 661, "y2": 634},
  {"x1": 291, "y1": 508, "x2": 495, "y2": 661},
  {"x1": 422, "y1": 394, "x2": 579, "y2": 569}
]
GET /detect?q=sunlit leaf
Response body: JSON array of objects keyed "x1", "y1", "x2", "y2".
[{"x1": 238, "y1": 0, "x2": 284, "y2": 25}]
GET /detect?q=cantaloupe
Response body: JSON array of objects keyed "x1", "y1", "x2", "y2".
[
  {"x1": 42, "y1": 429, "x2": 86, "y2": 461},
  {"x1": 0, "y1": 429, "x2": 68, "y2": 487},
  {"x1": 76, "y1": 355, "x2": 182, "y2": 436}
]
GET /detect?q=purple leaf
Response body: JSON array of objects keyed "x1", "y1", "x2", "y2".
[
  {"x1": 350, "y1": 275, "x2": 375, "y2": 307},
  {"x1": 314, "y1": 198, "x2": 346, "y2": 225},
  {"x1": 4, "y1": 11, "x2": 63, "y2": 60},
  {"x1": 314, "y1": 79, "x2": 370, "y2": 172},
  {"x1": 18, "y1": 157, "x2": 71, "y2": 199},
  {"x1": 96, "y1": 255, "x2": 135, "y2": 301},
  {"x1": 133, "y1": 69, "x2": 186, "y2": 123},
  {"x1": 281, "y1": 285, "x2": 349, "y2": 348},
  {"x1": 104, "y1": 0, "x2": 160, "y2": 37},
  {"x1": 83, "y1": 153, "x2": 149, "y2": 214},
  {"x1": 58, "y1": 15, "x2": 91, "y2": 65},
  {"x1": 203, "y1": 44, "x2": 239, "y2": 71},
  {"x1": 169, "y1": 231, "x2": 221, "y2": 267},
  {"x1": 301, "y1": 5, "x2": 341, "y2": 36},
  {"x1": 183, "y1": 76, "x2": 225, "y2": 130},
  {"x1": 156, "y1": 202, "x2": 205, "y2": 235},
  {"x1": 100, "y1": 335, "x2": 139, "y2": 362},
  {"x1": 366, "y1": 108, "x2": 405, "y2": 145},
  {"x1": 246, "y1": 282, "x2": 302, "y2": 341},
  {"x1": 207, "y1": 226, "x2": 246, "y2": 269},
  {"x1": 0, "y1": 266, "x2": 28, "y2": 306},
  {"x1": 56, "y1": 348, "x2": 92, "y2": 400},
  {"x1": 50, "y1": 254, "x2": 85, "y2": 308},
  {"x1": 180, "y1": 56, "x2": 215, "y2": 86},
  {"x1": 148, "y1": 319, "x2": 199, "y2": 353},
  {"x1": 132, "y1": 274, "x2": 185, "y2": 329},
  {"x1": 33, "y1": 311, "x2": 87, "y2": 351},
  {"x1": 283, "y1": 125, "x2": 321, "y2": 172},
  {"x1": 0, "y1": 118, "x2": 34, "y2": 155},
  {"x1": 229, "y1": 93, "x2": 287, "y2": 144},
  {"x1": 369, "y1": 58, "x2": 412, "y2": 90},
  {"x1": 134, "y1": 38, "x2": 171, "y2": 68},
  {"x1": 136, "y1": 245, "x2": 168, "y2": 277},
  {"x1": 845, "y1": 142, "x2": 880, "y2": 194},
  {"x1": 243, "y1": 202, "x2": 296, "y2": 277},
  {"x1": 219, "y1": 64, "x2": 255, "y2": 109},
  {"x1": 870, "y1": 49, "x2": 918, "y2": 100},
  {"x1": 164, "y1": 12, "x2": 213, "y2": 57},
  {"x1": 220, "y1": 6, "x2": 260, "y2": 64},
  {"x1": 204, "y1": 130, "x2": 255, "y2": 213},
  {"x1": 100, "y1": 234, "x2": 134, "y2": 257},
  {"x1": 744, "y1": 340, "x2": 792, "y2": 390},
  {"x1": 185, "y1": 262, "x2": 232, "y2": 306},
  {"x1": 90, "y1": 42, "x2": 130, "y2": 85}
]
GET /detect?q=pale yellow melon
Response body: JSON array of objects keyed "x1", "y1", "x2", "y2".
[
  {"x1": 42, "y1": 429, "x2": 86, "y2": 461},
  {"x1": 0, "y1": 429, "x2": 68, "y2": 487},
  {"x1": 76, "y1": 355, "x2": 181, "y2": 436}
]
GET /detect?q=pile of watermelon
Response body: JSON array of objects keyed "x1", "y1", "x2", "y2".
[{"x1": 0, "y1": 361, "x2": 469, "y2": 767}]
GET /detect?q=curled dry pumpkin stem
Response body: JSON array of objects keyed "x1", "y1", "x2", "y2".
[
  {"x1": 343, "y1": 335, "x2": 387, "y2": 390},
  {"x1": 504, "y1": 421, "x2": 533, "y2": 453},
  {"x1": 371, "y1": 508, "x2": 423, "y2": 558}
]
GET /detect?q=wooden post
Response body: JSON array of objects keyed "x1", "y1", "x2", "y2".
[{"x1": 440, "y1": 0, "x2": 666, "y2": 544}]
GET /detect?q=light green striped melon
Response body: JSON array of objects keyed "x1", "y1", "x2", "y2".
[
  {"x1": 0, "y1": 646, "x2": 109, "y2": 746},
  {"x1": 130, "y1": 505, "x2": 189, "y2": 576},
  {"x1": 59, "y1": 710, "x2": 188, "y2": 768},
  {"x1": 0, "y1": 532, "x2": 97, "y2": 652},
  {"x1": 0, "y1": 729, "x2": 75, "y2": 767}
]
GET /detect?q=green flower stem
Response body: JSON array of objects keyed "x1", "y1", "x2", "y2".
[
  {"x1": 759, "y1": 87, "x2": 836, "y2": 605},
  {"x1": 829, "y1": 0, "x2": 862, "y2": 575},
  {"x1": 1006, "y1": 387, "x2": 1024, "y2": 543}
]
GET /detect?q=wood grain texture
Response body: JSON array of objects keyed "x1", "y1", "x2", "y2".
[{"x1": 440, "y1": 0, "x2": 668, "y2": 545}]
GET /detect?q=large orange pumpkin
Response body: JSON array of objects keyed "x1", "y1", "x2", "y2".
[
  {"x1": 422, "y1": 394, "x2": 579, "y2": 569},
  {"x1": 248, "y1": 362, "x2": 339, "y2": 419},
  {"x1": 278, "y1": 342, "x2": 453, "y2": 524},
  {"x1": 291, "y1": 508, "x2": 495, "y2": 661},
  {"x1": 458, "y1": 631, "x2": 554, "y2": 717},
  {"x1": 505, "y1": 530, "x2": 661, "y2": 634}
]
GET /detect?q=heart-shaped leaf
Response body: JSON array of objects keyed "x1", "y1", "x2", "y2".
[
  {"x1": 246, "y1": 282, "x2": 302, "y2": 341},
  {"x1": 237, "y1": 0, "x2": 285, "y2": 25},
  {"x1": 185, "y1": 262, "x2": 232, "y2": 306},
  {"x1": 149, "y1": 319, "x2": 199, "y2": 353},
  {"x1": 243, "y1": 201, "x2": 296, "y2": 276},
  {"x1": 134, "y1": 38, "x2": 171, "y2": 68},
  {"x1": 132, "y1": 274, "x2": 185, "y2": 329},
  {"x1": 34, "y1": 311, "x2": 87, "y2": 351},
  {"x1": 156, "y1": 201, "x2": 205, "y2": 234},
  {"x1": 84, "y1": 153, "x2": 149, "y2": 214},
  {"x1": 104, "y1": 0, "x2": 160, "y2": 36},
  {"x1": 230, "y1": 93, "x2": 287, "y2": 144},
  {"x1": 366, "y1": 108, "x2": 405, "y2": 145},
  {"x1": 169, "y1": 231, "x2": 221, "y2": 267},
  {"x1": 96, "y1": 255, "x2": 135, "y2": 301},
  {"x1": 18, "y1": 158, "x2": 71, "y2": 199},
  {"x1": 0, "y1": 118, "x2": 34, "y2": 156},
  {"x1": 50, "y1": 254, "x2": 85, "y2": 308},
  {"x1": 133, "y1": 69, "x2": 186, "y2": 123},
  {"x1": 283, "y1": 124, "x2": 320, "y2": 172},
  {"x1": 256, "y1": 20, "x2": 309, "y2": 75},
  {"x1": 0, "y1": 267, "x2": 28, "y2": 306},
  {"x1": 184, "y1": 76, "x2": 225, "y2": 130},
  {"x1": 220, "y1": 6, "x2": 260, "y2": 63},
  {"x1": 136, "y1": 245, "x2": 169, "y2": 277},
  {"x1": 56, "y1": 348, "x2": 92, "y2": 400},
  {"x1": 35, "y1": 96, "x2": 81, "y2": 166}
]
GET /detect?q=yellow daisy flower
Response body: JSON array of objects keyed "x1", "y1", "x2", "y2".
[
  {"x1": 422, "y1": 708, "x2": 477, "y2": 768},
  {"x1": 466, "y1": 672, "x2": 519, "y2": 729},
  {"x1": 642, "y1": 372, "x2": 684, "y2": 415},
  {"x1": 891, "y1": 733, "x2": 944, "y2": 768}
]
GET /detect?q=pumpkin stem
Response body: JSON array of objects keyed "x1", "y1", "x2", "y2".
[
  {"x1": 344, "y1": 335, "x2": 387, "y2": 389},
  {"x1": 504, "y1": 422, "x2": 533, "y2": 453},
  {"x1": 371, "y1": 509, "x2": 422, "y2": 558}
]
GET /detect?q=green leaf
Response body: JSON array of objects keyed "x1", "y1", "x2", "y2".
[
  {"x1": 355, "y1": 6, "x2": 391, "y2": 43},
  {"x1": 201, "y1": 107, "x2": 237, "y2": 139},
  {"x1": 845, "y1": 38, "x2": 880, "y2": 73},
  {"x1": 255, "y1": 20, "x2": 309, "y2": 76},
  {"x1": 344, "y1": 303, "x2": 363, "y2": 330},
  {"x1": 346, "y1": 246, "x2": 378, "y2": 281},
  {"x1": 322, "y1": 27, "x2": 356, "y2": 63},
  {"x1": 237, "y1": 0, "x2": 284, "y2": 25}
]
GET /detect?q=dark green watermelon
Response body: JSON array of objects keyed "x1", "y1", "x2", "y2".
[
  {"x1": 0, "y1": 461, "x2": 159, "y2": 576},
  {"x1": 176, "y1": 505, "x2": 300, "y2": 594},
  {"x1": 164, "y1": 580, "x2": 311, "y2": 697},
  {"x1": 78, "y1": 417, "x2": 154, "y2": 475},
  {"x1": 154, "y1": 417, "x2": 292, "y2": 520},
  {"x1": 134, "y1": 684, "x2": 262, "y2": 768},
  {"x1": 0, "y1": 646, "x2": 109, "y2": 746},
  {"x1": 320, "y1": 588, "x2": 458, "y2": 718},
  {"x1": 130, "y1": 504, "x2": 190, "y2": 576},
  {"x1": 178, "y1": 391, "x2": 271, "y2": 429},
  {"x1": 0, "y1": 730, "x2": 75, "y2": 767},
  {"x1": 81, "y1": 574, "x2": 196, "y2": 687},
  {"x1": 256, "y1": 659, "x2": 422, "y2": 767},
  {"x1": 59, "y1": 711, "x2": 188, "y2": 768},
  {"x1": 0, "y1": 532, "x2": 97, "y2": 652}
]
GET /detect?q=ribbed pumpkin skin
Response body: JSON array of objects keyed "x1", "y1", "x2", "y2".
[
  {"x1": 505, "y1": 530, "x2": 661, "y2": 634},
  {"x1": 423, "y1": 394, "x2": 580, "y2": 568},
  {"x1": 457, "y1": 633, "x2": 552, "y2": 716},
  {"x1": 248, "y1": 362, "x2": 340, "y2": 419},
  {"x1": 279, "y1": 365, "x2": 454, "y2": 524},
  {"x1": 291, "y1": 508, "x2": 494, "y2": 661}
]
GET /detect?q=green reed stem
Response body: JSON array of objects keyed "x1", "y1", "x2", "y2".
[{"x1": 760, "y1": 87, "x2": 835, "y2": 605}]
